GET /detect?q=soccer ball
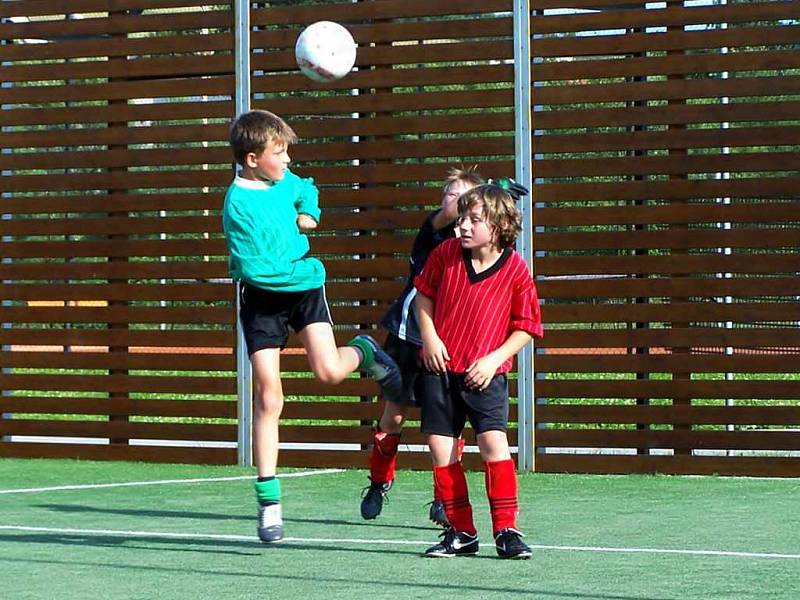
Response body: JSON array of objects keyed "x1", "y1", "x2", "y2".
[{"x1": 295, "y1": 21, "x2": 357, "y2": 83}]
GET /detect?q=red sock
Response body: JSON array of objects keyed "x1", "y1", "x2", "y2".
[
  {"x1": 433, "y1": 462, "x2": 476, "y2": 535},
  {"x1": 485, "y1": 458, "x2": 519, "y2": 533},
  {"x1": 368, "y1": 431, "x2": 399, "y2": 484}
]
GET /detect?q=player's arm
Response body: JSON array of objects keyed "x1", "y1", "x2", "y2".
[
  {"x1": 465, "y1": 330, "x2": 532, "y2": 391},
  {"x1": 289, "y1": 170, "x2": 321, "y2": 228},
  {"x1": 415, "y1": 292, "x2": 450, "y2": 374}
]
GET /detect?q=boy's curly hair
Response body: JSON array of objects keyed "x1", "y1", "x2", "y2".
[
  {"x1": 457, "y1": 183, "x2": 522, "y2": 249},
  {"x1": 229, "y1": 109, "x2": 297, "y2": 166}
]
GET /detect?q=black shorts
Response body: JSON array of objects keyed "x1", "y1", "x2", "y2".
[
  {"x1": 239, "y1": 283, "x2": 332, "y2": 355},
  {"x1": 383, "y1": 332, "x2": 424, "y2": 407},
  {"x1": 419, "y1": 371, "x2": 509, "y2": 437}
]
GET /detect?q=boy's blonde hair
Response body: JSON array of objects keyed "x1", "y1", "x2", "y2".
[
  {"x1": 442, "y1": 164, "x2": 484, "y2": 193},
  {"x1": 229, "y1": 109, "x2": 298, "y2": 166},
  {"x1": 457, "y1": 183, "x2": 522, "y2": 250}
]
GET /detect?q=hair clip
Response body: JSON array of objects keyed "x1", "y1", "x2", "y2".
[{"x1": 487, "y1": 177, "x2": 529, "y2": 200}]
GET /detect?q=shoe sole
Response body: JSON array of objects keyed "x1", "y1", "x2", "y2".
[
  {"x1": 497, "y1": 551, "x2": 532, "y2": 560},
  {"x1": 424, "y1": 551, "x2": 478, "y2": 558}
]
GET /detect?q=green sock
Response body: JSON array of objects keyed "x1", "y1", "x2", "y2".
[
  {"x1": 347, "y1": 337, "x2": 374, "y2": 369},
  {"x1": 255, "y1": 477, "x2": 281, "y2": 506}
]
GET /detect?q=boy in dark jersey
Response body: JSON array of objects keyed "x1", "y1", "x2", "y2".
[
  {"x1": 360, "y1": 167, "x2": 483, "y2": 524},
  {"x1": 414, "y1": 180, "x2": 543, "y2": 559}
]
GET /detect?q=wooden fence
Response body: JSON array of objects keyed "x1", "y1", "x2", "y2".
[
  {"x1": 530, "y1": 0, "x2": 800, "y2": 476},
  {"x1": 1, "y1": 0, "x2": 798, "y2": 475}
]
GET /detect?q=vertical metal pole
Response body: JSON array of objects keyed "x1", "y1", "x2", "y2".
[
  {"x1": 234, "y1": 0, "x2": 252, "y2": 467},
  {"x1": 513, "y1": 0, "x2": 534, "y2": 471}
]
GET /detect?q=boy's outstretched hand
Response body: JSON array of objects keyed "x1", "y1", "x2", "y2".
[{"x1": 296, "y1": 213, "x2": 318, "y2": 232}]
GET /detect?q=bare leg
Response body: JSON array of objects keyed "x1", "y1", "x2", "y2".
[
  {"x1": 428, "y1": 433, "x2": 459, "y2": 467},
  {"x1": 476, "y1": 430, "x2": 512, "y2": 463},
  {"x1": 379, "y1": 400, "x2": 409, "y2": 434},
  {"x1": 298, "y1": 322, "x2": 360, "y2": 384},
  {"x1": 250, "y1": 348, "x2": 283, "y2": 478}
]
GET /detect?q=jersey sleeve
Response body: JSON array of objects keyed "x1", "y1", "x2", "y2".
[
  {"x1": 288, "y1": 170, "x2": 321, "y2": 222},
  {"x1": 413, "y1": 241, "x2": 446, "y2": 299},
  {"x1": 509, "y1": 264, "x2": 544, "y2": 339}
]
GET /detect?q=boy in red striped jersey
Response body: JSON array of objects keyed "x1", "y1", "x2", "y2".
[{"x1": 414, "y1": 180, "x2": 543, "y2": 559}]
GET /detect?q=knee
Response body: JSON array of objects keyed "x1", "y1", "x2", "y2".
[
  {"x1": 253, "y1": 387, "x2": 283, "y2": 418},
  {"x1": 312, "y1": 364, "x2": 345, "y2": 385}
]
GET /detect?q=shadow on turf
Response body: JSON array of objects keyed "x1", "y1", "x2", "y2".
[
  {"x1": 0, "y1": 554, "x2": 679, "y2": 600},
  {"x1": 35, "y1": 504, "x2": 440, "y2": 531},
  {"x1": 0, "y1": 532, "x2": 422, "y2": 558}
]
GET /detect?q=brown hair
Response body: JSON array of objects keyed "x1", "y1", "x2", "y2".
[
  {"x1": 457, "y1": 183, "x2": 522, "y2": 249},
  {"x1": 442, "y1": 164, "x2": 484, "y2": 193},
  {"x1": 229, "y1": 110, "x2": 297, "y2": 165}
]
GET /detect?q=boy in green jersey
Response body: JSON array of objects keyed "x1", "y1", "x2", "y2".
[{"x1": 222, "y1": 110, "x2": 402, "y2": 542}]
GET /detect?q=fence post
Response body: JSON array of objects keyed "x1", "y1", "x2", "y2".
[
  {"x1": 234, "y1": 0, "x2": 253, "y2": 467},
  {"x1": 513, "y1": 0, "x2": 534, "y2": 472}
]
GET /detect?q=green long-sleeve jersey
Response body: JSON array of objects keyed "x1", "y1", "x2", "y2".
[{"x1": 222, "y1": 170, "x2": 324, "y2": 292}]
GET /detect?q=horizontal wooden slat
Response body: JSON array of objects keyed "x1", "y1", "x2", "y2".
[
  {"x1": 537, "y1": 404, "x2": 800, "y2": 426},
  {"x1": 0, "y1": 396, "x2": 236, "y2": 418},
  {"x1": 251, "y1": 0, "x2": 512, "y2": 25},
  {"x1": 537, "y1": 254, "x2": 800, "y2": 277},
  {"x1": 0, "y1": 7, "x2": 231, "y2": 38},
  {"x1": 531, "y1": 2, "x2": 800, "y2": 35},
  {"x1": 533, "y1": 50, "x2": 800, "y2": 82},
  {"x1": 538, "y1": 327, "x2": 800, "y2": 350},
  {"x1": 532, "y1": 24, "x2": 800, "y2": 58},
  {"x1": 0, "y1": 283, "x2": 233, "y2": 302},
  {"x1": 535, "y1": 353, "x2": 800, "y2": 374},
  {"x1": 538, "y1": 276, "x2": 800, "y2": 298},
  {"x1": 0, "y1": 374, "x2": 234, "y2": 395},
  {"x1": 0, "y1": 159, "x2": 514, "y2": 191},
  {"x1": 537, "y1": 379, "x2": 800, "y2": 400},
  {"x1": 534, "y1": 126, "x2": 800, "y2": 154},
  {"x1": 0, "y1": 441, "x2": 236, "y2": 465},
  {"x1": 0, "y1": 306, "x2": 234, "y2": 325},
  {"x1": 533, "y1": 152, "x2": 800, "y2": 178},
  {"x1": 535, "y1": 454, "x2": 800, "y2": 477},
  {"x1": 542, "y1": 302, "x2": 800, "y2": 325},
  {"x1": 538, "y1": 428, "x2": 800, "y2": 451},
  {"x1": 533, "y1": 100, "x2": 800, "y2": 130},
  {"x1": 1, "y1": 419, "x2": 236, "y2": 442},
  {"x1": 536, "y1": 229, "x2": 798, "y2": 252},
  {"x1": 0, "y1": 328, "x2": 233, "y2": 348},
  {"x1": 0, "y1": 350, "x2": 234, "y2": 371},
  {"x1": 535, "y1": 202, "x2": 800, "y2": 227},
  {"x1": 533, "y1": 177, "x2": 799, "y2": 203},
  {"x1": 0, "y1": 261, "x2": 227, "y2": 281},
  {"x1": 534, "y1": 75, "x2": 800, "y2": 106}
]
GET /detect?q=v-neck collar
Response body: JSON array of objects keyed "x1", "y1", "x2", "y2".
[{"x1": 462, "y1": 246, "x2": 511, "y2": 284}]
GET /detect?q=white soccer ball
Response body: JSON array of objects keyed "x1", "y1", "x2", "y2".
[{"x1": 295, "y1": 21, "x2": 357, "y2": 83}]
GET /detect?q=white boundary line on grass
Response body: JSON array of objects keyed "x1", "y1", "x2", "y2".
[
  {"x1": 0, "y1": 525, "x2": 798, "y2": 561},
  {"x1": 0, "y1": 468, "x2": 344, "y2": 495}
]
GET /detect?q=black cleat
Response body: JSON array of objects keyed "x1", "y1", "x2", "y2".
[
  {"x1": 428, "y1": 499, "x2": 450, "y2": 528},
  {"x1": 494, "y1": 527, "x2": 532, "y2": 559},
  {"x1": 257, "y1": 503, "x2": 284, "y2": 543},
  {"x1": 360, "y1": 478, "x2": 393, "y2": 520},
  {"x1": 424, "y1": 528, "x2": 479, "y2": 558},
  {"x1": 348, "y1": 335, "x2": 403, "y2": 402}
]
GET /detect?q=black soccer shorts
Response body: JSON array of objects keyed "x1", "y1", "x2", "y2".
[
  {"x1": 419, "y1": 370, "x2": 509, "y2": 437},
  {"x1": 239, "y1": 283, "x2": 333, "y2": 355}
]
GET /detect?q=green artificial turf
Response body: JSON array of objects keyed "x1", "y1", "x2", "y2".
[{"x1": 1, "y1": 459, "x2": 798, "y2": 600}]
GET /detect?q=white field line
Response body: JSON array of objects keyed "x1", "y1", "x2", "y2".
[
  {"x1": 0, "y1": 468, "x2": 344, "y2": 495},
  {"x1": 0, "y1": 525, "x2": 798, "y2": 560}
]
